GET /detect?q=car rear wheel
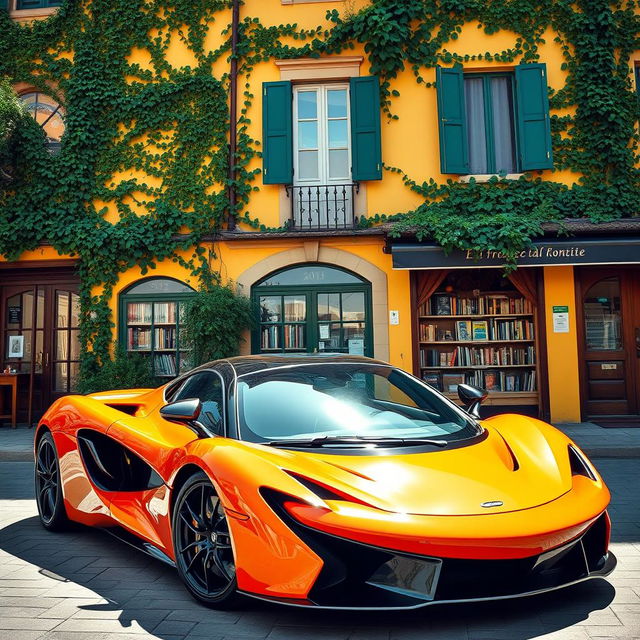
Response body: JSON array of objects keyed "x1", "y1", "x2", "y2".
[
  {"x1": 35, "y1": 432, "x2": 70, "y2": 531},
  {"x1": 172, "y1": 472, "x2": 239, "y2": 608}
]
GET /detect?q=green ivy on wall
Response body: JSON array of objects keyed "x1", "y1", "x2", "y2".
[{"x1": 1, "y1": 0, "x2": 639, "y2": 375}]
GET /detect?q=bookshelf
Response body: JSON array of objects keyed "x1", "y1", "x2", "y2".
[
  {"x1": 417, "y1": 286, "x2": 539, "y2": 406},
  {"x1": 259, "y1": 295, "x2": 307, "y2": 352},
  {"x1": 125, "y1": 300, "x2": 190, "y2": 377}
]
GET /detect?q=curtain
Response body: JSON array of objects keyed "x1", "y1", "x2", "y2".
[
  {"x1": 507, "y1": 269, "x2": 538, "y2": 305},
  {"x1": 416, "y1": 270, "x2": 449, "y2": 312},
  {"x1": 490, "y1": 77, "x2": 517, "y2": 174},
  {"x1": 464, "y1": 77, "x2": 487, "y2": 174}
]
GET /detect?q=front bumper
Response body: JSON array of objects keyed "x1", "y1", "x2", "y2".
[{"x1": 252, "y1": 493, "x2": 615, "y2": 610}]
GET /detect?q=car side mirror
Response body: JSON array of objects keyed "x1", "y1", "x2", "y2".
[
  {"x1": 160, "y1": 398, "x2": 202, "y2": 424},
  {"x1": 457, "y1": 384, "x2": 488, "y2": 419}
]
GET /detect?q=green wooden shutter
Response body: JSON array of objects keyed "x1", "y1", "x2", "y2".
[
  {"x1": 262, "y1": 81, "x2": 293, "y2": 185},
  {"x1": 515, "y1": 63, "x2": 553, "y2": 170},
  {"x1": 436, "y1": 66, "x2": 469, "y2": 174},
  {"x1": 349, "y1": 76, "x2": 382, "y2": 181}
]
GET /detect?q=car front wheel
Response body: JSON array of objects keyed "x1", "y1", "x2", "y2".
[
  {"x1": 172, "y1": 471, "x2": 239, "y2": 608},
  {"x1": 35, "y1": 432, "x2": 70, "y2": 531}
]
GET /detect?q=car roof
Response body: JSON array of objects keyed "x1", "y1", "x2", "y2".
[{"x1": 202, "y1": 354, "x2": 390, "y2": 378}]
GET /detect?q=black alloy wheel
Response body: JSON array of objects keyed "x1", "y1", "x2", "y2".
[
  {"x1": 35, "y1": 432, "x2": 69, "y2": 531},
  {"x1": 172, "y1": 472, "x2": 238, "y2": 608}
]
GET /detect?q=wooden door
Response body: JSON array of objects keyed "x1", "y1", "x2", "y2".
[
  {"x1": 49, "y1": 286, "x2": 81, "y2": 403},
  {"x1": 577, "y1": 268, "x2": 640, "y2": 417},
  {"x1": 1, "y1": 282, "x2": 79, "y2": 419},
  {"x1": 1, "y1": 285, "x2": 46, "y2": 419}
]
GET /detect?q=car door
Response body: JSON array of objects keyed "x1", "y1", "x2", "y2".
[{"x1": 105, "y1": 371, "x2": 226, "y2": 551}]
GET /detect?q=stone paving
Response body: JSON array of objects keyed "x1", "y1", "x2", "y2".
[
  {"x1": 0, "y1": 426, "x2": 34, "y2": 460},
  {"x1": 0, "y1": 458, "x2": 638, "y2": 640}
]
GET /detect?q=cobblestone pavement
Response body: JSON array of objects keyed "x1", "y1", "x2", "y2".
[{"x1": 0, "y1": 459, "x2": 638, "y2": 640}]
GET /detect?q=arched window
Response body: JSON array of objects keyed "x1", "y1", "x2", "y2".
[
  {"x1": 251, "y1": 263, "x2": 372, "y2": 357},
  {"x1": 119, "y1": 277, "x2": 195, "y2": 378},
  {"x1": 20, "y1": 91, "x2": 65, "y2": 153}
]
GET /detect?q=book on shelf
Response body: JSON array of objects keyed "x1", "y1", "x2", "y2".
[
  {"x1": 154, "y1": 302, "x2": 177, "y2": 324},
  {"x1": 455, "y1": 320, "x2": 472, "y2": 341},
  {"x1": 422, "y1": 372, "x2": 442, "y2": 391},
  {"x1": 488, "y1": 318, "x2": 534, "y2": 340},
  {"x1": 154, "y1": 353, "x2": 177, "y2": 376},
  {"x1": 154, "y1": 327, "x2": 176, "y2": 350},
  {"x1": 483, "y1": 370, "x2": 500, "y2": 391},
  {"x1": 261, "y1": 325, "x2": 280, "y2": 350},
  {"x1": 437, "y1": 328, "x2": 454, "y2": 341},
  {"x1": 127, "y1": 302, "x2": 152, "y2": 324},
  {"x1": 422, "y1": 293, "x2": 533, "y2": 316},
  {"x1": 462, "y1": 369, "x2": 536, "y2": 392},
  {"x1": 432, "y1": 294, "x2": 452, "y2": 316},
  {"x1": 419, "y1": 323, "x2": 436, "y2": 342},
  {"x1": 420, "y1": 348, "x2": 439, "y2": 367},
  {"x1": 128, "y1": 327, "x2": 151, "y2": 350},
  {"x1": 471, "y1": 320, "x2": 488, "y2": 340},
  {"x1": 420, "y1": 318, "x2": 535, "y2": 342},
  {"x1": 284, "y1": 324, "x2": 305, "y2": 349},
  {"x1": 422, "y1": 345, "x2": 535, "y2": 368},
  {"x1": 424, "y1": 347, "x2": 458, "y2": 367},
  {"x1": 442, "y1": 372, "x2": 465, "y2": 392}
]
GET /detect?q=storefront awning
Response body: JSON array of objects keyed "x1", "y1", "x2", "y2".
[{"x1": 390, "y1": 237, "x2": 640, "y2": 270}]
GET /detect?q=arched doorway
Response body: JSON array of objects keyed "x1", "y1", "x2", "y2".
[
  {"x1": 577, "y1": 268, "x2": 640, "y2": 418},
  {"x1": 251, "y1": 264, "x2": 373, "y2": 357}
]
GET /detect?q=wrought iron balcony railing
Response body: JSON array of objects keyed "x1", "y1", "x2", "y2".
[{"x1": 286, "y1": 183, "x2": 359, "y2": 231}]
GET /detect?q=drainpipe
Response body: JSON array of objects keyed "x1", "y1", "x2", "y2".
[{"x1": 227, "y1": 0, "x2": 240, "y2": 231}]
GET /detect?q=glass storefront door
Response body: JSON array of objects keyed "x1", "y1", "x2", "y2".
[{"x1": 1, "y1": 280, "x2": 79, "y2": 420}]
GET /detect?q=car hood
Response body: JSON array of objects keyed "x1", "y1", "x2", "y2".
[{"x1": 266, "y1": 415, "x2": 575, "y2": 517}]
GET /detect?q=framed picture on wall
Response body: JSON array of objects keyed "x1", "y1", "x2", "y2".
[{"x1": 8, "y1": 335, "x2": 24, "y2": 359}]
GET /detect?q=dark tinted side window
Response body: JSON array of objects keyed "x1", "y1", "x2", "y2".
[{"x1": 174, "y1": 371, "x2": 224, "y2": 435}]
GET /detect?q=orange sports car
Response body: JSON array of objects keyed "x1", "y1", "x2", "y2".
[{"x1": 35, "y1": 355, "x2": 615, "y2": 610}]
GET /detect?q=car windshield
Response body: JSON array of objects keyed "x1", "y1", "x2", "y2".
[{"x1": 236, "y1": 363, "x2": 479, "y2": 445}]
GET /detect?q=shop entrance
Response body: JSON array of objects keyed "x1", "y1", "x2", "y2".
[
  {"x1": 251, "y1": 264, "x2": 373, "y2": 357},
  {"x1": 0, "y1": 265, "x2": 79, "y2": 423},
  {"x1": 576, "y1": 267, "x2": 640, "y2": 418}
]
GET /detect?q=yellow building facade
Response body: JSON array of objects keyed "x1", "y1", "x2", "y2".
[{"x1": 2, "y1": 0, "x2": 640, "y2": 425}]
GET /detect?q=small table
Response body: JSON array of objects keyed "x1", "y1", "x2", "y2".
[{"x1": 0, "y1": 374, "x2": 18, "y2": 428}]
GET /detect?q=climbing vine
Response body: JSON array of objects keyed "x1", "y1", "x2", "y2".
[{"x1": 1, "y1": 0, "x2": 639, "y2": 375}]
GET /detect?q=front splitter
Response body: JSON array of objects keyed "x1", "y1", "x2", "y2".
[{"x1": 238, "y1": 551, "x2": 617, "y2": 611}]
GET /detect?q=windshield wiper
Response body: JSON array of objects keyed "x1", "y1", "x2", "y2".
[{"x1": 264, "y1": 436, "x2": 448, "y2": 448}]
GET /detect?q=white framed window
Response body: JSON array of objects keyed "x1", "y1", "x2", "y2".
[
  {"x1": 293, "y1": 84, "x2": 351, "y2": 186},
  {"x1": 292, "y1": 84, "x2": 353, "y2": 228}
]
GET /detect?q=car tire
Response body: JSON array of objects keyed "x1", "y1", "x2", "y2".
[
  {"x1": 172, "y1": 471, "x2": 239, "y2": 609},
  {"x1": 35, "y1": 431, "x2": 70, "y2": 531}
]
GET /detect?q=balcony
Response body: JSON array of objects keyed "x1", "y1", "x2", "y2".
[{"x1": 286, "y1": 183, "x2": 359, "y2": 231}]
